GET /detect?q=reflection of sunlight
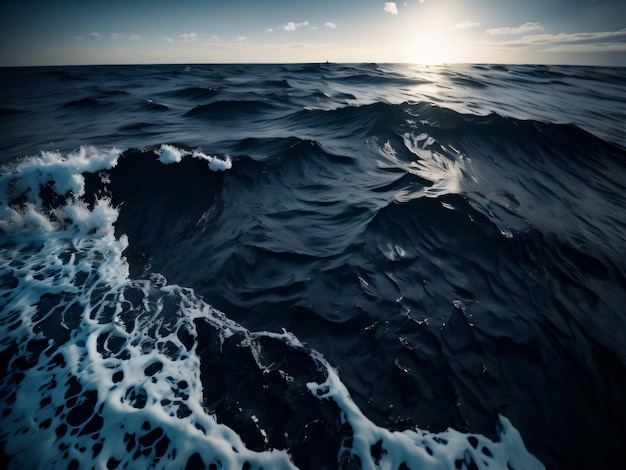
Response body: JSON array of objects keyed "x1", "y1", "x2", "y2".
[{"x1": 402, "y1": 132, "x2": 468, "y2": 196}]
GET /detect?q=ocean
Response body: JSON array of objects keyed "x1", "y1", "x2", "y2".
[{"x1": 0, "y1": 63, "x2": 625, "y2": 469}]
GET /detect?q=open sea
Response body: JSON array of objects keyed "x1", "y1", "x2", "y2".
[{"x1": 1, "y1": 63, "x2": 625, "y2": 469}]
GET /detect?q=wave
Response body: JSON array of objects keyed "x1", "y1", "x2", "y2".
[
  {"x1": 0, "y1": 108, "x2": 26, "y2": 116},
  {"x1": 280, "y1": 102, "x2": 407, "y2": 138},
  {"x1": 62, "y1": 97, "x2": 111, "y2": 109},
  {"x1": 158, "y1": 86, "x2": 219, "y2": 101},
  {"x1": 0, "y1": 146, "x2": 545, "y2": 469},
  {"x1": 184, "y1": 100, "x2": 285, "y2": 119},
  {"x1": 45, "y1": 69, "x2": 83, "y2": 80},
  {"x1": 117, "y1": 121, "x2": 157, "y2": 132},
  {"x1": 403, "y1": 105, "x2": 626, "y2": 260},
  {"x1": 74, "y1": 114, "x2": 625, "y2": 470},
  {"x1": 445, "y1": 73, "x2": 489, "y2": 88},
  {"x1": 96, "y1": 88, "x2": 132, "y2": 97},
  {"x1": 141, "y1": 99, "x2": 169, "y2": 111},
  {"x1": 259, "y1": 79, "x2": 292, "y2": 89},
  {"x1": 324, "y1": 71, "x2": 429, "y2": 88}
]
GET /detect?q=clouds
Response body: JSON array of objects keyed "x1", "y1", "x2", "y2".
[
  {"x1": 384, "y1": 2, "x2": 398, "y2": 15},
  {"x1": 163, "y1": 32, "x2": 199, "y2": 43},
  {"x1": 495, "y1": 28, "x2": 626, "y2": 52},
  {"x1": 478, "y1": 20, "x2": 625, "y2": 51},
  {"x1": 282, "y1": 21, "x2": 309, "y2": 32},
  {"x1": 79, "y1": 32, "x2": 140, "y2": 41},
  {"x1": 480, "y1": 19, "x2": 626, "y2": 54},
  {"x1": 178, "y1": 32, "x2": 198, "y2": 42},
  {"x1": 112, "y1": 33, "x2": 141, "y2": 41},
  {"x1": 266, "y1": 20, "x2": 336, "y2": 33},
  {"x1": 486, "y1": 22, "x2": 543, "y2": 35},
  {"x1": 453, "y1": 21, "x2": 481, "y2": 30}
]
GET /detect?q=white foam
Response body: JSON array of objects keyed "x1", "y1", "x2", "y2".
[
  {"x1": 192, "y1": 149, "x2": 233, "y2": 171},
  {"x1": 0, "y1": 146, "x2": 120, "y2": 202},
  {"x1": 307, "y1": 358, "x2": 544, "y2": 469},
  {"x1": 0, "y1": 203, "x2": 56, "y2": 233},
  {"x1": 157, "y1": 144, "x2": 188, "y2": 164},
  {"x1": 55, "y1": 198, "x2": 119, "y2": 234},
  {"x1": 156, "y1": 144, "x2": 232, "y2": 171},
  {"x1": 208, "y1": 155, "x2": 233, "y2": 171},
  {"x1": 0, "y1": 146, "x2": 543, "y2": 469}
]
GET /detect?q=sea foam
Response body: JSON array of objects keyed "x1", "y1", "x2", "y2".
[{"x1": 156, "y1": 144, "x2": 232, "y2": 171}]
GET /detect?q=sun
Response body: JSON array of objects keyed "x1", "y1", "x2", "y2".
[
  {"x1": 407, "y1": 28, "x2": 459, "y2": 64},
  {"x1": 398, "y1": 6, "x2": 468, "y2": 64}
]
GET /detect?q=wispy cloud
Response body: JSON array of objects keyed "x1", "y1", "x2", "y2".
[
  {"x1": 282, "y1": 21, "x2": 309, "y2": 31},
  {"x1": 72, "y1": 35, "x2": 83, "y2": 41},
  {"x1": 205, "y1": 35, "x2": 222, "y2": 45},
  {"x1": 178, "y1": 32, "x2": 198, "y2": 42},
  {"x1": 384, "y1": 2, "x2": 398, "y2": 15},
  {"x1": 89, "y1": 32, "x2": 102, "y2": 40},
  {"x1": 495, "y1": 28, "x2": 626, "y2": 51},
  {"x1": 112, "y1": 33, "x2": 141, "y2": 41},
  {"x1": 453, "y1": 21, "x2": 480, "y2": 30},
  {"x1": 486, "y1": 22, "x2": 543, "y2": 35},
  {"x1": 325, "y1": 22, "x2": 336, "y2": 29}
]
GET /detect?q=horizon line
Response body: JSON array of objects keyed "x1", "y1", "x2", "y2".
[{"x1": 2, "y1": 60, "x2": 625, "y2": 68}]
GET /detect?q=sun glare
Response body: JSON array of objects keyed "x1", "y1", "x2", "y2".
[
  {"x1": 401, "y1": 7, "x2": 466, "y2": 64},
  {"x1": 408, "y1": 29, "x2": 458, "y2": 64}
]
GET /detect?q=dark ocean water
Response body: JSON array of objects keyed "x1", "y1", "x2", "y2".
[{"x1": 1, "y1": 63, "x2": 625, "y2": 469}]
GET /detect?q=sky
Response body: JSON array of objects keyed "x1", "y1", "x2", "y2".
[{"x1": 1, "y1": 0, "x2": 625, "y2": 66}]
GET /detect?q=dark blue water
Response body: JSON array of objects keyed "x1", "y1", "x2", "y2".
[{"x1": 1, "y1": 63, "x2": 625, "y2": 469}]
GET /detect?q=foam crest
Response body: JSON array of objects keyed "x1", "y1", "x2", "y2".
[
  {"x1": 157, "y1": 144, "x2": 186, "y2": 164},
  {"x1": 0, "y1": 147, "x2": 120, "y2": 203},
  {"x1": 156, "y1": 144, "x2": 232, "y2": 171},
  {"x1": 56, "y1": 198, "x2": 120, "y2": 234},
  {"x1": 0, "y1": 147, "x2": 122, "y2": 237}
]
